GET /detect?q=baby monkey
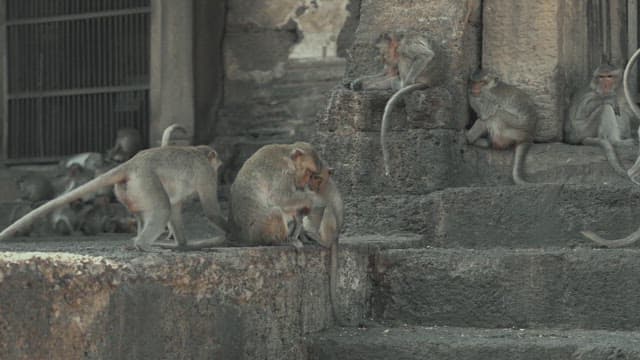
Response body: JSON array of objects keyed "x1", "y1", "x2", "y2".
[
  {"x1": 0, "y1": 141, "x2": 226, "y2": 251},
  {"x1": 467, "y1": 69, "x2": 538, "y2": 185}
]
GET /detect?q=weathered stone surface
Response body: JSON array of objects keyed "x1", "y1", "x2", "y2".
[
  {"x1": 0, "y1": 238, "x2": 373, "y2": 360},
  {"x1": 482, "y1": 0, "x2": 599, "y2": 142},
  {"x1": 341, "y1": 184, "x2": 640, "y2": 249},
  {"x1": 372, "y1": 248, "x2": 640, "y2": 330},
  {"x1": 316, "y1": 129, "x2": 467, "y2": 196},
  {"x1": 344, "y1": 0, "x2": 481, "y2": 128},
  {"x1": 308, "y1": 326, "x2": 640, "y2": 360},
  {"x1": 320, "y1": 87, "x2": 457, "y2": 133}
]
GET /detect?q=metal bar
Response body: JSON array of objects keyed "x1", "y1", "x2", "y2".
[
  {"x1": 7, "y1": 7, "x2": 151, "y2": 25},
  {"x1": 8, "y1": 84, "x2": 149, "y2": 99},
  {"x1": 1, "y1": 2, "x2": 8, "y2": 159}
]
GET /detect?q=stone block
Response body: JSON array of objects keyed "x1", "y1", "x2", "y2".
[
  {"x1": 320, "y1": 86, "x2": 457, "y2": 133},
  {"x1": 309, "y1": 326, "x2": 640, "y2": 360},
  {"x1": 344, "y1": 0, "x2": 482, "y2": 128},
  {"x1": 0, "y1": 240, "x2": 374, "y2": 359},
  {"x1": 372, "y1": 247, "x2": 640, "y2": 330},
  {"x1": 482, "y1": 0, "x2": 591, "y2": 142},
  {"x1": 315, "y1": 129, "x2": 467, "y2": 196}
]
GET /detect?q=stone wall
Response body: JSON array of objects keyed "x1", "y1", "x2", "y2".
[{"x1": 213, "y1": 0, "x2": 354, "y2": 184}]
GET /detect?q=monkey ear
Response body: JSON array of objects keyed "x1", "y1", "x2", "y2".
[{"x1": 290, "y1": 148, "x2": 305, "y2": 160}]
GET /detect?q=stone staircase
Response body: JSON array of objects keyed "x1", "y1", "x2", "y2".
[
  {"x1": 301, "y1": 86, "x2": 640, "y2": 359},
  {"x1": 2, "y1": 82, "x2": 640, "y2": 358}
]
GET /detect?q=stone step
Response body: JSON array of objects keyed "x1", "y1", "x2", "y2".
[
  {"x1": 342, "y1": 184, "x2": 640, "y2": 248},
  {"x1": 317, "y1": 127, "x2": 637, "y2": 196},
  {"x1": 307, "y1": 325, "x2": 640, "y2": 360},
  {"x1": 371, "y1": 247, "x2": 640, "y2": 330},
  {"x1": 0, "y1": 238, "x2": 343, "y2": 360}
]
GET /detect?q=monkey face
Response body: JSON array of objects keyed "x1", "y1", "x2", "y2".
[
  {"x1": 470, "y1": 81, "x2": 485, "y2": 96},
  {"x1": 597, "y1": 74, "x2": 618, "y2": 96},
  {"x1": 290, "y1": 148, "x2": 322, "y2": 190},
  {"x1": 308, "y1": 166, "x2": 333, "y2": 193}
]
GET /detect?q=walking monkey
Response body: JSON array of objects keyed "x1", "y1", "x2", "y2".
[{"x1": 0, "y1": 145, "x2": 226, "y2": 251}]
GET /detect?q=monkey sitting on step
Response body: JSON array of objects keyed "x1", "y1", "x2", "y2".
[
  {"x1": 0, "y1": 143, "x2": 227, "y2": 251},
  {"x1": 228, "y1": 142, "x2": 325, "y2": 247},
  {"x1": 564, "y1": 62, "x2": 637, "y2": 177},
  {"x1": 466, "y1": 69, "x2": 539, "y2": 185},
  {"x1": 350, "y1": 30, "x2": 444, "y2": 176},
  {"x1": 581, "y1": 49, "x2": 640, "y2": 248}
]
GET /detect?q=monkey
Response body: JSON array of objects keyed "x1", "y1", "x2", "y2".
[
  {"x1": 0, "y1": 146, "x2": 227, "y2": 251},
  {"x1": 349, "y1": 30, "x2": 442, "y2": 176},
  {"x1": 15, "y1": 173, "x2": 54, "y2": 203},
  {"x1": 161, "y1": 123, "x2": 189, "y2": 147},
  {"x1": 564, "y1": 62, "x2": 636, "y2": 177},
  {"x1": 302, "y1": 163, "x2": 344, "y2": 324},
  {"x1": 106, "y1": 128, "x2": 143, "y2": 163},
  {"x1": 228, "y1": 142, "x2": 325, "y2": 247},
  {"x1": 466, "y1": 69, "x2": 538, "y2": 185},
  {"x1": 579, "y1": 49, "x2": 640, "y2": 248}
]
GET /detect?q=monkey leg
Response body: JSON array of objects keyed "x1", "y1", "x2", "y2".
[
  {"x1": 250, "y1": 207, "x2": 302, "y2": 247},
  {"x1": 167, "y1": 202, "x2": 187, "y2": 249},
  {"x1": 466, "y1": 120, "x2": 488, "y2": 146},
  {"x1": 598, "y1": 105, "x2": 623, "y2": 142},
  {"x1": 512, "y1": 142, "x2": 532, "y2": 185},
  {"x1": 124, "y1": 176, "x2": 171, "y2": 251}
]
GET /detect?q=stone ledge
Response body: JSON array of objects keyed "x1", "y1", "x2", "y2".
[
  {"x1": 0, "y1": 237, "x2": 374, "y2": 360},
  {"x1": 308, "y1": 325, "x2": 640, "y2": 360},
  {"x1": 341, "y1": 183, "x2": 640, "y2": 248},
  {"x1": 373, "y1": 247, "x2": 640, "y2": 330}
]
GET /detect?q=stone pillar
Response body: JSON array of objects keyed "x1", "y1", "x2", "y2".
[
  {"x1": 149, "y1": 0, "x2": 195, "y2": 146},
  {"x1": 482, "y1": 0, "x2": 591, "y2": 142}
]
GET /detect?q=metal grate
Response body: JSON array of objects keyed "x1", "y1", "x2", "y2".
[{"x1": 4, "y1": 0, "x2": 150, "y2": 159}]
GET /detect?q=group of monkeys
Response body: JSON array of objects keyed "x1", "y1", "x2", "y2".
[
  {"x1": 4, "y1": 28, "x2": 640, "y2": 319},
  {"x1": 0, "y1": 122, "x2": 344, "y2": 320},
  {"x1": 348, "y1": 30, "x2": 640, "y2": 246}
]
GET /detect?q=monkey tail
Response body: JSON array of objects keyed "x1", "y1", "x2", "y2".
[
  {"x1": 623, "y1": 48, "x2": 640, "y2": 120},
  {"x1": 583, "y1": 137, "x2": 628, "y2": 177},
  {"x1": 381, "y1": 83, "x2": 429, "y2": 176},
  {"x1": 0, "y1": 166, "x2": 127, "y2": 241},
  {"x1": 581, "y1": 228, "x2": 640, "y2": 248},
  {"x1": 512, "y1": 142, "x2": 532, "y2": 185},
  {"x1": 329, "y1": 240, "x2": 341, "y2": 325},
  {"x1": 161, "y1": 124, "x2": 188, "y2": 147}
]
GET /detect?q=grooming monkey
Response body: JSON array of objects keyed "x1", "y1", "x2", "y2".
[
  {"x1": 467, "y1": 69, "x2": 539, "y2": 185},
  {"x1": 350, "y1": 30, "x2": 442, "y2": 176},
  {"x1": 581, "y1": 49, "x2": 640, "y2": 247},
  {"x1": 0, "y1": 145, "x2": 227, "y2": 251},
  {"x1": 106, "y1": 128, "x2": 143, "y2": 163},
  {"x1": 565, "y1": 62, "x2": 636, "y2": 177},
  {"x1": 303, "y1": 163, "x2": 344, "y2": 323},
  {"x1": 228, "y1": 142, "x2": 325, "y2": 247}
]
